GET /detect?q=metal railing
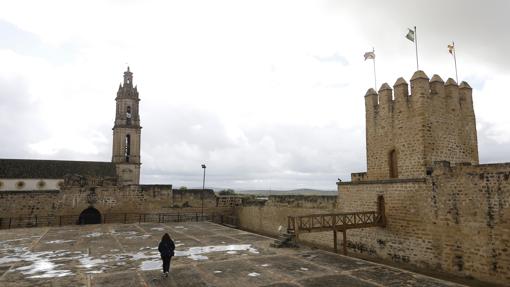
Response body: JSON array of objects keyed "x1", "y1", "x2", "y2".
[{"x1": 0, "y1": 211, "x2": 234, "y2": 230}]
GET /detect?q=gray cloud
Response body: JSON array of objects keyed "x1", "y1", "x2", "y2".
[
  {"x1": 328, "y1": 0, "x2": 510, "y2": 73},
  {"x1": 478, "y1": 120, "x2": 510, "y2": 163},
  {"x1": 139, "y1": 103, "x2": 363, "y2": 189},
  {"x1": 0, "y1": 76, "x2": 47, "y2": 158}
]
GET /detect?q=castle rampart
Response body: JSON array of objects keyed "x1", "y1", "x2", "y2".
[{"x1": 339, "y1": 161, "x2": 510, "y2": 284}]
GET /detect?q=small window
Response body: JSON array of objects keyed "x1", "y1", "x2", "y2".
[
  {"x1": 125, "y1": 134, "x2": 131, "y2": 162},
  {"x1": 389, "y1": 149, "x2": 398, "y2": 178},
  {"x1": 126, "y1": 106, "x2": 132, "y2": 125},
  {"x1": 37, "y1": 180, "x2": 46, "y2": 189},
  {"x1": 16, "y1": 181, "x2": 25, "y2": 189}
]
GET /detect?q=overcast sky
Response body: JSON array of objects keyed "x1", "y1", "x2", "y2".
[{"x1": 1, "y1": 0, "x2": 509, "y2": 190}]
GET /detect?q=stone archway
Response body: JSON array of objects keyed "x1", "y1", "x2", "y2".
[{"x1": 78, "y1": 207, "x2": 102, "y2": 225}]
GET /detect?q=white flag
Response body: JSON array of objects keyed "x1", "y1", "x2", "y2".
[
  {"x1": 364, "y1": 51, "x2": 375, "y2": 61},
  {"x1": 405, "y1": 28, "x2": 415, "y2": 42}
]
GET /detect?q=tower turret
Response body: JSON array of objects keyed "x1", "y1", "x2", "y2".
[
  {"x1": 112, "y1": 67, "x2": 141, "y2": 185},
  {"x1": 364, "y1": 71, "x2": 479, "y2": 180}
]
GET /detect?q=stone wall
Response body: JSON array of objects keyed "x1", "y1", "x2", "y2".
[
  {"x1": 0, "y1": 176, "x2": 218, "y2": 220},
  {"x1": 0, "y1": 190, "x2": 62, "y2": 219},
  {"x1": 236, "y1": 162, "x2": 510, "y2": 285},
  {"x1": 338, "y1": 162, "x2": 510, "y2": 285},
  {"x1": 365, "y1": 72, "x2": 478, "y2": 180},
  {"x1": 170, "y1": 188, "x2": 217, "y2": 209},
  {"x1": 236, "y1": 195, "x2": 339, "y2": 248}
]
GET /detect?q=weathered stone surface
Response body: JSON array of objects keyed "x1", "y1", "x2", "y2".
[
  {"x1": 0, "y1": 222, "x2": 466, "y2": 287},
  {"x1": 364, "y1": 71, "x2": 478, "y2": 180}
]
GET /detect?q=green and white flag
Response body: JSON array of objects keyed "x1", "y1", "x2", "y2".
[{"x1": 405, "y1": 28, "x2": 415, "y2": 42}]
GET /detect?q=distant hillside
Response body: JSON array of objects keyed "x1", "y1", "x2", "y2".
[{"x1": 234, "y1": 188, "x2": 336, "y2": 196}]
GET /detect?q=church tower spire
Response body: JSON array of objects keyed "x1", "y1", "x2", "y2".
[{"x1": 112, "y1": 66, "x2": 141, "y2": 185}]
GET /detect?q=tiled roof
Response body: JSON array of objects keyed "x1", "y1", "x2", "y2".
[{"x1": 0, "y1": 159, "x2": 116, "y2": 179}]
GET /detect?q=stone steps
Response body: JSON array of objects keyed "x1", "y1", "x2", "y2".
[{"x1": 270, "y1": 232, "x2": 297, "y2": 248}]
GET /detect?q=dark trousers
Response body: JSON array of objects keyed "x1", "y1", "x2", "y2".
[{"x1": 162, "y1": 255, "x2": 172, "y2": 273}]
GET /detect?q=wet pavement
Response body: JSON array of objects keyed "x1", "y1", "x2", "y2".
[{"x1": 0, "y1": 222, "x2": 465, "y2": 286}]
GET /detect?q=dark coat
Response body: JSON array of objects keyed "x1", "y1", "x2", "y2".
[{"x1": 158, "y1": 239, "x2": 175, "y2": 257}]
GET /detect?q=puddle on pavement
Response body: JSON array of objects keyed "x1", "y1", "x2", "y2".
[
  {"x1": 1, "y1": 235, "x2": 259, "y2": 277},
  {"x1": 82, "y1": 232, "x2": 104, "y2": 238},
  {"x1": 45, "y1": 240, "x2": 75, "y2": 244},
  {"x1": 16, "y1": 259, "x2": 73, "y2": 279},
  {"x1": 139, "y1": 244, "x2": 260, "y2": 270}
]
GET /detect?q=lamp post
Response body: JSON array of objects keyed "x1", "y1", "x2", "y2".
[{"x1": 201, "y1": 164, "x2": 206, "y2": 219}]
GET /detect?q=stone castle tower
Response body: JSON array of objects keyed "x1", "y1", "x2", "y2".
[
  {"x1": 364, "y1": 70, "x2": 478, "y2": 180},
  {"x1": 112, "y1": 67, "x2": 141, "y2": 184}
]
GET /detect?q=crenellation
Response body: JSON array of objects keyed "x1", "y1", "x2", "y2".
[
  {"x1": 459, "y1": 81, "x2": 479, "y2": 164},
  {"x1": 364, "y1": 71, "x2": 478, "y2": 180},
  {"x1": 459, "y1": 81, "x2": 473, "y2": 114},
  {"x1": 376, "y1": 83, "x2": 392, "y2": 132},
  {"x1": 429, "y1": 74, "x2": 445, "y2": 96},
  {"x1": 444, "y1": 78, "x2": 461, "y2": 113},
  {"x1": 378, "y1": 83, "x2": 393, "y2": 108},
  {"x1": 409, "y1": 70, "x2": 430, "y2": 109},
  {"x1": 351, "y1": 172, "x2": 367, "y2": 182},
  {"x1": 364, "y1": 88, "x2": 378, "y2": 110},
  {"x1": 393, "y1": 77, "x2": 410, "y2": 118}
]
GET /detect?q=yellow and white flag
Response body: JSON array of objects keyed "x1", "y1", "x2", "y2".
[
  {"x1": 448, "y1": 41, "x2": 458, "y2": 83},
  {"x1": 448, "y1": 43, "x2": 455, "y2": 54}
]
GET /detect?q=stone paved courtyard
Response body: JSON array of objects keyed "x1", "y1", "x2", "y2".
[{"x1": 0, "y1": 222, "x2": 466, "y2": 287}]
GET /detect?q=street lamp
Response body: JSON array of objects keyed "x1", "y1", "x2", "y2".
[{"x1": 201, "y1": 164, "x2": 206, "y2": 219}]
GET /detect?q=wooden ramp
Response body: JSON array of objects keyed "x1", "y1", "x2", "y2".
[{"x1": 286, "y1": 195, "x2": 386, "y2": 255}]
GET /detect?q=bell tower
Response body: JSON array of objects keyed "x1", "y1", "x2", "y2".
[{"x1": 112, "y1": 67, "x2": 141, "y2": 185}]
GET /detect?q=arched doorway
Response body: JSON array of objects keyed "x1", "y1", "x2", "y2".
[{"x1": 78, "y1": 207, "x2": 102, "y2": 225}]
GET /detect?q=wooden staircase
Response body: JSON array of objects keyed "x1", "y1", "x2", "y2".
[{"x1": 270, "y1": 231, "x2": 297, "y2": 248}]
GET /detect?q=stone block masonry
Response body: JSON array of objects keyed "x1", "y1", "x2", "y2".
[
  {"x1": 338, "y1": 162, "x2": 510, "y2": 285},
  {"x1": 0, "y1": 175, "x2": 218, "y2": 222},
  {"x1": 236, "y1": 195, "x2": 340, "y2": 249},
  {"x1": 237, "y1": 162, "x2": 510, "y2": 285},
  {"x1": 364, "y1": 72, "x2": 478, "y2": 180}
]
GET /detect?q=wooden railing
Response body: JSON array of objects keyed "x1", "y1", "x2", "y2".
[
  {"x1": 288, "y1": 211, "x2": 383, "y2": 233},
  {"x1": 286, "y1": 195, "x2": 386, "y2": 255}
]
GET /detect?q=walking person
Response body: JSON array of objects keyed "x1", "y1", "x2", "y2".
[{"x1": 158, "y1": 233, "x2": 175, "y2": 277}]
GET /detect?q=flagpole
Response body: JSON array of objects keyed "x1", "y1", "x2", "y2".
[
  {"x1": 372, "y1": 48, "x2": 377, "y2": 89},
  {"x1": 452, "y1": 41, "x2": 458, "y2": 83},
  {"x1": 414, "y1": 26, "x2": 419, "y2": 70}
]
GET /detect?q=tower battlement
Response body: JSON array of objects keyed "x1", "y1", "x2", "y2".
[{"x1": 364, "y1": 70, "x2": 478, "y2": 180}]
